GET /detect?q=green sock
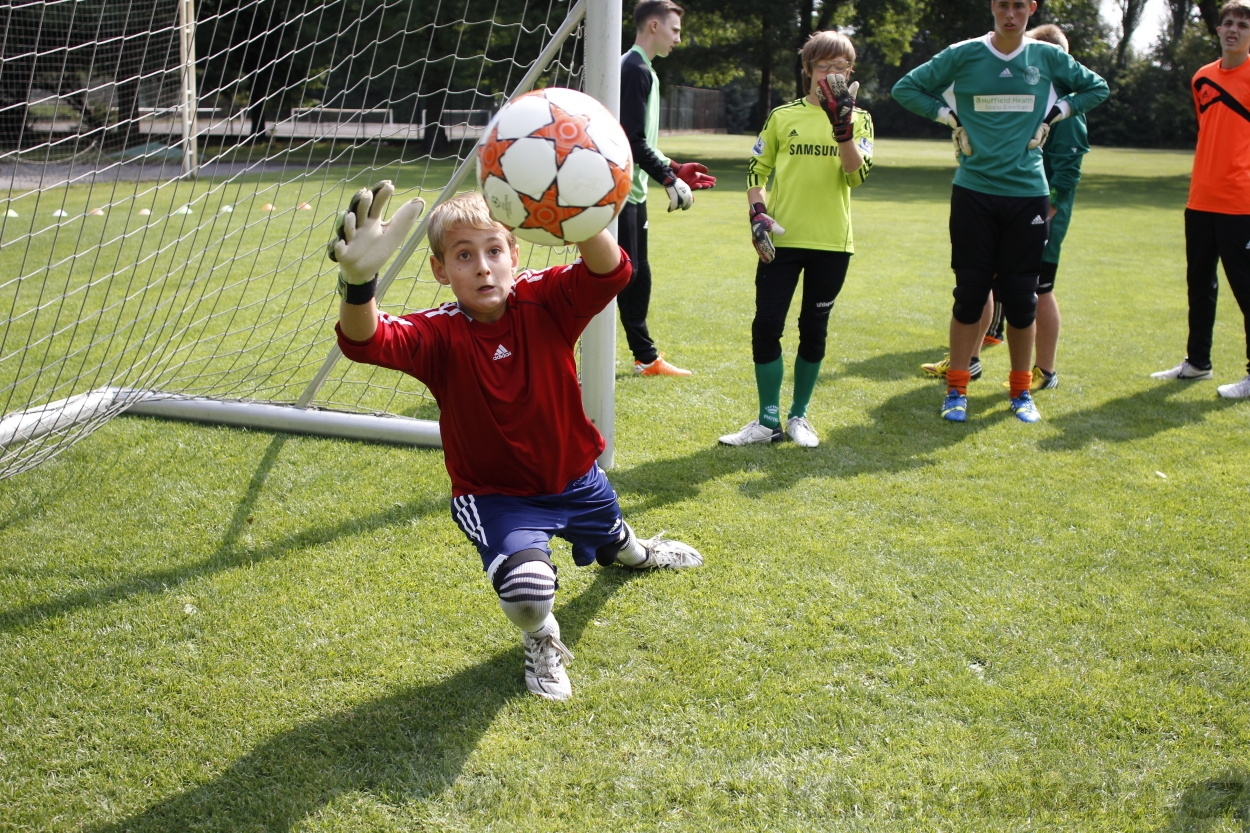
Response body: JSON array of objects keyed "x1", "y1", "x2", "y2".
[
  {"x1": 789, "y1": 356, "x2": 822, "y2": 420},
  {"x1": 755, "y1": 358, "x2": 783, "y2": 428}
]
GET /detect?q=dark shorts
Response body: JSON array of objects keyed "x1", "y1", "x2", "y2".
[
  {"x1": 450, "y1": 464, "x2": 624, "y2": 576},
  {"x1": 949, "y1": 185, "x2": 1049, "y2": 278}
]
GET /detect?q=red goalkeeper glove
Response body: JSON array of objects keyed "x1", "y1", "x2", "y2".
[
  {"x1": 670, "y1": 161, "x2": 716, "y2": 190},
  {"x1": 816, "y1": 74, "x2": 859, "y2": 143}
]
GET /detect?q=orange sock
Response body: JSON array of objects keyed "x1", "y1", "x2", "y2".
[
  {"x1": 946, "y1": 369, "x2": 971, "y2": 396},
  {"x1": 1009, "y1": 370, "x2": 1033, "y2": 398}
]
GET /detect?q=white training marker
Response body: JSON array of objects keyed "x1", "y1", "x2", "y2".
[
  {"x1": 138, "y1": 208, "x2": 151, "y2": 216},
  {"x1": 298, "y1": 202, "x2": 312, "y2": 210},
  {"x1": 261, "y1": 203, "x2": 275, "y2": 211},
  {"x1": 171, "y1": 206, "x2": 192, "y2": 215},
  {"x1": 52, "y1": 209, "x2": 69, "y2": 217},
  {"x1": 4, "y1": 209, "x2": 17, "y2": 217},
  {"x1": 220, "y1": 205, "x2": 234, "y2": 213},
  {"x1": 90, "y1": 208, "x2": 104, "y2": 216}
]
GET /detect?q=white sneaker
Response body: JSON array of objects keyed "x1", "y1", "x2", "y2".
[
  {"x1": 522, "y1": 618, "x2": 574, "y2": 701},
  {"x1": 633, "y1": 531, "x2": 704, "y2": 569},
  {"x1": 718, "y1": 419, "x2": 782, "y2": 446},
  {"x1": 785, "y1": 416, "x2": 819, "y2": 448},
  {"x1": 1151, "y1": 360, "x2": 1213, "y2": 380},
  {"x1": 1217, "y1": 374, "x2": 1250, "y2": 399}
]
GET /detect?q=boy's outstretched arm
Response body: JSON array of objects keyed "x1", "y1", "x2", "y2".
[
  {"x1": 328, "y1": 180, "x2": 425, "y2": 341},
  {"x1": 575, "y1": 228, "x2": 623, "y2": 275}
]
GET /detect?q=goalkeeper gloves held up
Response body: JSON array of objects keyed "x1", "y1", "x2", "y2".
[
  {"x1": 749, "y1": 202, "x2": 785, "y2": 264},
  {"x1": 816, "y1": 74, "x2": 859, "y2": 143},
  {"x1": 1028, "y1": 102, "x2": 1070, "y2": 150},
  {"x1": 328, "y1": 180, "x2": 425, "y2": 302},
  {"x1": 937, "y1": 108, "x2": 973, "y2": 158},
  {"x1": 670, "y1": 161, "x2": 716, "y2": 190}
]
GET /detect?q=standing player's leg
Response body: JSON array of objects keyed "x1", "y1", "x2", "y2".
[
  {"x1": 995, "y1": 192, "x2": 1048, "y2": 422},
  {"x1": 1033, "y1": 261, "x2": 1060, "y2": 388},
  {"x1": 1155, "y1": 209, "x2": 1219, "y2": 380},
  {"x1": 1215, "y1": 213, "x2": 1250, "y2": 398},
  {"x1": 720, "y1": 250, "x2": 803, "y2": 445},
  {"x1": 787, "y1": 250, "x2": 851, "y2": 448},
  {"x1": 616, "y1": 201, "x2": 658, "y2": 367}
]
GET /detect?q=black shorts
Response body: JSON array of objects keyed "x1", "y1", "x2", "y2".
[{"x1": 949, "y1": 185, "x2": 1049, "y2": 277}]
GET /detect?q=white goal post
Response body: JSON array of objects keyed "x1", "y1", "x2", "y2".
[{"x1": 0, "y1": 0, "x2": 624, "y2": 481}]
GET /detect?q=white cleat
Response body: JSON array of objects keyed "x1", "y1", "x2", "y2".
[
  {"x1": 785, "y1": 416, "x2": 819, "y2": 448},
  {"x1": 632, "y1": 532, "x2": 704, "y2": 569},
  {"x1": 523, "y1": 618, "x2": 574, "y2": 701},
  {"x1": 1217, "y1": 374, "x2": 1250, "y2": 399},
  {"x1": 718, "y1": 419, "x2": 782, "y2": 446},
  {"x1": 1151, "y1": 360, "x2": 1213, "y2": 380}
]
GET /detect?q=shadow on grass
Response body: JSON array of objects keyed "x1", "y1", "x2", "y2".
[
  {"x1": 0, "y1": 433, "x2": 448, "y2": 634},
  {"x1": 1160, "y1": 771, "x2": 1250, "y2": 832},
  {"x1": 1039, "y1": 382, "x2": 1234, "y2": 451},
  {"x1": 613, "y1": 380, "x2": 1011, "y2": 510},
  {"x1": 86, "y1": 567, "x2": 634, "y2": 832}
]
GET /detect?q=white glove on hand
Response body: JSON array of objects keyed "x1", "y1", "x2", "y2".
[
  {"x1": 937, "y1": 108, "x2": 973, "y2": 158},
  {"x1": 1028, "y1": 102, "x2": 1070, "y2": 150},
  {"x1": 328, "y1": 180, "x2": 425, "y2": 285},
  {"x1": 662, "y1": 170, "x2": 694, "y2": 212}
]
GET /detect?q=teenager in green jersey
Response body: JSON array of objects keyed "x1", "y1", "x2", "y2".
[
  {"x1": 892, "y1": 0, "x2": 1107, "y2": 423},
  {"x1": 719, "y1": 30, "x2": 873, "y2": 448},
  {"x1": 919, "y1": 23, "x2": 1092, "y2": 393}
]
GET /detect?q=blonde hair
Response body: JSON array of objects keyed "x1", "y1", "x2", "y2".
[
  {"x1": 1026, "y1": 23, "x2": 1069, "y2": 52},
  {"x1": 427, "y1": 191, "x2": 516, "y2": 262},
  {"x1": 799, "y1": 31, "x2": 856, "y2": 85}
]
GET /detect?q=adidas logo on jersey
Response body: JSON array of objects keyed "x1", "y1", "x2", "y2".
[
  {"x1": 1031, "y1": 215, "x2": 1045, "y2": 225},
  {"x1": 1000, "y1": 68, "x2": 1013, "y2": 77},
  {"x1": 788, "y1": 129, "x2": 799, "y2": 137},
  {"x1": 492, "y1": 344, "x2": 512, "y2": 361}
]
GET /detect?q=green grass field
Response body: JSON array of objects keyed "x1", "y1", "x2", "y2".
[{"x1": 2, "y1": 136, "x2": 1248, "y2": 832}]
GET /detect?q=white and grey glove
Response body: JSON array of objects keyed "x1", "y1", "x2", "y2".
[
  {"x1": 328, "y1": 180, "x2": 425, "y2": 300},
  {"x1": 937, "y1": 107, "x2": 973, "y2": 158},
  {"x1": 661, "y1": 169, "x2": 694, "y2": 212},
  {"x1": 1028, "y1": 101, "x2": 1071, "y2": 150},
  {"x1": 749, "y1": 202, "x2": 786, "y2": 264}
]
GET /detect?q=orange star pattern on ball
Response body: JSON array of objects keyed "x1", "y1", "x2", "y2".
[
  {"x1": 527, "y1": 103, "x2": 598, "y2": 165},
  {"x1": 478, "y1": 125, "x2": 514, "y2": 181},
  {"x1": 518, "y1": 183, "x2": 586, "y2": 241}
]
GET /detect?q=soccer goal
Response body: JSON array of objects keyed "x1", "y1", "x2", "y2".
[{"x1": 0, "y1": 0, "x2": 624, "y2": 481}]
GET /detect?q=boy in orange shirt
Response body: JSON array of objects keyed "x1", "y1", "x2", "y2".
[{"x1": 1152, "y1": 0, "x2": 1250, "y2": 397}]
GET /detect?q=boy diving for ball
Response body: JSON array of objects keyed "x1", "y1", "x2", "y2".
[{"x1": 330, "y1": 182, "x2": 703, "y2": 701}]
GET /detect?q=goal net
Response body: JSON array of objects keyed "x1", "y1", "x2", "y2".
[{"x1": 0, "y1": 0, "x2": 621, "y2": 481}]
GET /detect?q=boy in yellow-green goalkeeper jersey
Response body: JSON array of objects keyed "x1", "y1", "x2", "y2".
[{"x1": 719, "y1": 30, "x2": 873, "y2": 449}]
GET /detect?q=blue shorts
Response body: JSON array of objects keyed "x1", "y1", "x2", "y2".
[{"x1": 450, "y1": 464, "x2": 625, "y2": 578}]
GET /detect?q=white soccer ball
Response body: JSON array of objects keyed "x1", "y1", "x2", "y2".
[{"x1": 477, "y1": 87, "x2": 633, "y2": 246}]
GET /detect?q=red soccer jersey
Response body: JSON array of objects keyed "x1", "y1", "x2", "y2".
[
  {"x1": 337, "y1": 251, "x2": 631, "y2": 497},
  {"x1": 1188, "y1": 58, "x2": 1250, "y2": 214}
]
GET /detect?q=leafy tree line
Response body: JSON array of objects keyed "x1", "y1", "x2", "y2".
[
  {"x1": 664, "y1": 0, "x2": 1230, "y2": 148},
  {"x1": 0, "y1": 0, "x2": 1228, "y2": 151}
]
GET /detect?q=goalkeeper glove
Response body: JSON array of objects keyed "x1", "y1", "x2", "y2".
[
  {"x1": 670, "y1": 161, "x2": 717, "y2": 190},
  {"x1": 328, "y1": 180, "x2": 425, "y2": 301},
  {"x1": 660, "y1": 168, "x2": 694, "y2": 212},
  {"x1": 937, "y1": 108, "x2": 973, "y2": 158},
  {"x1": 1028, "y1": 103, "x2": 1069, "y2": 150},
  {"x1": 749, "y1": 202, "x2": 785, "y2": 264},
  {"x1": 816, "y1": 74, "x2": 859, "y2": 143}
]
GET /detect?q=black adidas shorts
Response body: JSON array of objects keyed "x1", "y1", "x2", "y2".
[{"x1": 949, "y1": 184, "x2": 1049, "y2": 277}]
